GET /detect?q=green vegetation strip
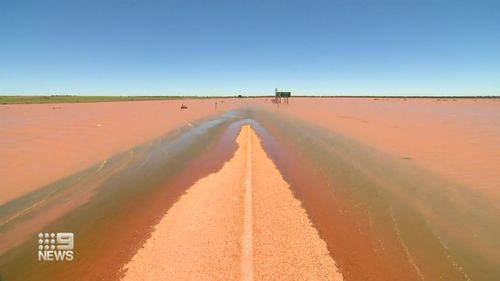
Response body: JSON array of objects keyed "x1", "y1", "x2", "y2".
[{"x1": 0, "y1": 96, "x2": 208, "y2": 104}]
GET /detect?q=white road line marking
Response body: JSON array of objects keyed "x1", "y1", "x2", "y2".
[{"x1": 241, "y1": 126, "x2": 254, "y2": 281}]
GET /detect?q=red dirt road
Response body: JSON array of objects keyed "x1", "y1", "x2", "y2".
[{"x1": 120, "y1": 125, "x2": 342, "y2": 280}]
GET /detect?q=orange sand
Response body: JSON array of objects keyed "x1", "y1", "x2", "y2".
[
  {"x1": 0, "y1": 99, "x2": 241, "y2": 205},
  {"x1": 120, "y1": 125, "x2": 342, "y2": 280}
]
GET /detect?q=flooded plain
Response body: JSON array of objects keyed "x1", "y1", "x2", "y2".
[
  {"x1": 0, "y1": 99, "x2": 242, "y2": 205},
  {"x1": 251, "y1": 107, "x2": 500, "y2": 281},
  {"x1": 1, "y1": 98, "x2": 499, "y2": 280}
]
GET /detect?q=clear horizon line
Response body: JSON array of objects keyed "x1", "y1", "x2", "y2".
[{"x1": 1, "y1": 94, "x2": 499, "y2": 98}]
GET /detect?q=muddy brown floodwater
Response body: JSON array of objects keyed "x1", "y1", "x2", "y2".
[
  {"x1": 1, "y1": 98, "x2": 499, "y2": 281},
  {"x1": 0, "y1": 99, "x2": 245, "y2": 205},
  {"x1": 266, "y1": 97, "x2": 500, "y2": 198},
  {"x1": 0, "y1": 110, "x2": 252, "y2": 280},
  {"x1": 249, "y1": 101, "x2": 500, "y2": 281}
]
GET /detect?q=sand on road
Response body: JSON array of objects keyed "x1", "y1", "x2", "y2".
[{"x1": 120, "y1": 125, "x2": 342, "y2": 280}]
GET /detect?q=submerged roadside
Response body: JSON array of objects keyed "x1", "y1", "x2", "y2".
[
  {"x1": 2, "y1": 105, "x2": 499, "y2": 281},
  {"x1": 0, "y1": 110, "x2": 247, "y2": 281},
  {"x1": 120, "y1": 125, "x2": 343, "y2": 280},
  {"x1": 250, "y1": 107, "x2": 500, "y2": 281}
]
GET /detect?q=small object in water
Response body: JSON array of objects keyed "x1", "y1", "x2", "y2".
[{"x1": 180, "y1": 104, "x2": 188, "y2": 109}]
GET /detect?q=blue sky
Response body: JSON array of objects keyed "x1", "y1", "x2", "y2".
[{"x1": 1, "y1": 0, "x2": 499, "y2": 96}]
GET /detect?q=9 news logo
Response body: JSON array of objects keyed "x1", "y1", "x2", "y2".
[{"x1": 37, "y1": 232, "x2": 74, "y2": 261}]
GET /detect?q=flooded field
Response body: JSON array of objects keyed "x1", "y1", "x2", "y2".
[
  {"x1": 251, "y1": 107, "x2": 500, "y2": 281},
  {"x1": 272, "y1": 98, "x2": 500, "y2": 197},
  {"x1": 0, "y1": 98, "x2": 499, "y2": 280},
  {"x1": 0, "y1": 99, "x2": 243, "y2": 205}
]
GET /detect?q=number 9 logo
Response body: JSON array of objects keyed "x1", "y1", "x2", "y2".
[{"x1": 56, "y1": 233, "x2": 74, "y2": 250}]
